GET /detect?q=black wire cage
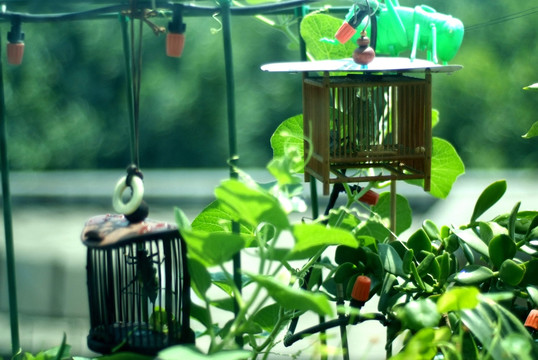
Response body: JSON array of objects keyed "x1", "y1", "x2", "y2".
[{"x1": 81, "y1": 214, "x2": 194, "y2": 355}]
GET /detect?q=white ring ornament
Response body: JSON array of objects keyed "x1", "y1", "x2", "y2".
[{"x1": 112, "y1": 175, "x2": 144, "y2": 215}]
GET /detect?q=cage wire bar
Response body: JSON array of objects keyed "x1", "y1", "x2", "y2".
[{"x1": 0, "y1": 0, "x2": 320, "y2": 357}]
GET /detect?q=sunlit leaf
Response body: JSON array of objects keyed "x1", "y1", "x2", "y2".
[
  {"x1": 437, "y1": 286, "x2": 480, "y2": 313},
  {"x1": 523, "y1": 83, "x2": 538, "y2": 91},
  {"x1": 181, "y1": 229, "x2": 247, "y2": 267},
  {"x1": 471, "y1": 180, "x2": 507, "y2": 223},
  {"x1": 454, "y1": 227, "x2": 489, "y2": 257},
  {"x1": 215, "y1": 178, "x2": 290, "y2": 230},
  {"x1": 270, "y1": 114, "x2": 304, "y2": 173},
  {"x1": 378, "y1": 243, "x2": 406, "y2": 277},
  {"x1": 158, "y1": 345, "x2": 250, "y2": 360},
  {"x1": 407, "y1": 137, "x2": 465, "y2": 199},
  {"x1": 191, "y1": 200, "x2": 254, "y2": 235},
  {"x1": 248, "y1": 273, "x2": 333, "y2": 316},
  {"x1": 288, "y1": 223, "x2": 358, "y2": 260},
  {"x1": 449, "y1": 265, "x2": 494, "y2": 285},
  {"x1": 461, "y1": 298, "x2": 535, "y2": 360},
  {"x1": 300, "y1": 13, "x2": 355, "y2": 60},
  {"x1": 522, "y1": 121, "x2": 538, "y2": 139}
]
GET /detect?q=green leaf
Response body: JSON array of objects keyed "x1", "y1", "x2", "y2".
[
  {"x1": 508, "y1": 202, "x2": 521, "y2": 240},
  {"x1": 190, "y1": 302, "x2": 211, "y2": 329},
  {"x1": 422, "y1": 219, "x2": 440, "y2": 241},
  {"x1": 288, "y1": 223, "x2": 358, "y2": 260},
  {"x1": 523, "y1": 83, "x2": 538, "y2": 91},
  {"x1": 430, "y1": 137, "x2": 465, "y2": 198},
  {"x1": 431, "y1": 108, "x2": 440, "y2": 128},
  {"x1": 527, "y1": 286, "x2": 538, "y2": 306},
  {"x1": 390, "y1": 327, "x2": 451, "y2": 360},
  {"x1": 270, "y1": 114, "x2": 304, "y2": 173},
  {"x1": 158, "y1": 345, "x2": 250, "y2": 360},
  {"x1": 522, "y1": 121, "x2": 538, "y2": 139},
  {"x1": 499, "y1": 259, "x2": 526, "y2": 286},
  {"x1": 181, "y1": 229, "x2": 247, "y2": 267},
  {"x1": 334, "y1": 245, "x2": 366, "y2": 265},
  {"x1": 437, "y1": 286, "x2": 480, "y2": 313},
  {"x1": 378, "y1": 243, "x2": 406, "y2": 277},
  {"x1": 449, "y1": 265, "x2": 495, "y2": 285},
  {"x1": 521, "y1": 259, "x2": 538, "y2": 286},
  {"x1": 471, "y1": 180, "x2": 507, "y2": 223},
  {"x1": 211, "y1": 272, "x2": 252, "y2": 297},
  {"x1": 371, "y1": 192, "x2": 412, "y2": 235},
  {"x1": 300, "y1": 13, "x2": 356, "y2": 60},
  {"x1": 174, "y1": 207, "x2": 192, "y2": 232},
  {"x1": 461, "y1": 298, "x2": 536, "y2": 360},
  {"x1": 398, "y1": 298, "x2": 441, "y2": 331},
  {"x1": 191, "y1": 200, "x2": 254, "y2": 235},
  {"x1": 327, "y1": 206, "x2": 361, "y2": 231},
  {"x1": 215, "y1": 178, "x2": 290, "y2": 229},
  {"x1": 488, "y1": 234, "x2": 516, "y2": 269},
  {"x1": 356, "y1": 221, "x2": 391, "y2": 244},
  {"x1": 188, "y1": 258, "x2": 211, "y2": 299},
  {"x1": 334, "y1": 262, "x2": 360, "y2": 285},
  {"x1": 248, "y1": 273, "x2": 333, "y2": 316},
  {"x1": 97, "y1": 353, "x2": 153, "y2": 360},
  {"x1": 407, "y1": 137, "x2": 465, "y2": 199},
  {"x1": 407, "y1": 229, "x2": 432, "y2": 261},
  {"x1": 454, "y1": 228, "x2": 489, "y2": 257},
  {"x1": 251, "y1": 303, "x2": 281, "y2": 332}
]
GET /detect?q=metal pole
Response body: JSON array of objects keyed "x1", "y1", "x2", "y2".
[
  {"x1": 219, "y1": 1, "x2": 242, "y2": 345},
  {"x1": 0, "y1": 35, "x2": 21, "y2": 359}
]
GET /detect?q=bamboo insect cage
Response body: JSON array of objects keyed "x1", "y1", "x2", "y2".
[
  {"x1": 303, "y1": 72, "x2": 432, "y2": 195},
  {"x1": 81, "y1": 214, "x2": 194, "y2": 355}
]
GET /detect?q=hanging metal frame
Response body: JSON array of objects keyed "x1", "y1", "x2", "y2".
[{"x1": 0, "y1": 1, "x2": 319, "y2": 358}]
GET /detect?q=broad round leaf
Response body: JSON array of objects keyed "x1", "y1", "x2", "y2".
[
  {"x1": 399, "y1": 298, "x2": 441, "y2": 331},
  {"x1": 215, "y1": 179, "x2": 290, "y2": 230},
  {"x1": 407, "y1": 137, "x2": 465, "y2": 199},
  {"x1": 499, "y1": 259, "x2": 526, "y2": 286},
  {"x1": 372, "y1": 192, "x2": 412, "y2": 235},
  {"x1": 488, "y1": 234, "x2": 516, "y2": 269},
  {"x1": 182, "y1": 229, "x2": 247, "y2": 267},
  {"x1": 288, "y1": 223, "x2": 358, "y2": 260}
]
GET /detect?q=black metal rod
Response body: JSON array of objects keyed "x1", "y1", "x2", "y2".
[
  {"x1": 0, "y1": 30, "x2": 21, "y2": 360},
  {"x1": 0, "y1": 0, "x2": 327, "y2": 22},
  {"x1": 284, "y1": 312, "x2": 388, "y2": 347}
]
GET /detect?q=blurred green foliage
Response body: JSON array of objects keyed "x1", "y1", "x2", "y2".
[{"x1": 1, "y1": 0, "x2": 536, "y2": 170}]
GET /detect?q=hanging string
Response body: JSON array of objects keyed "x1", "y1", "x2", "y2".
[
  {"x1": 130, "y1": 0, "x2": 143, "y2": 168},
  {"x1": 465, "y1": 6, "x2": 538, "y2": 32},
  {"x1": 119, "y1": 14, "x2": 136, "y2": 167}
]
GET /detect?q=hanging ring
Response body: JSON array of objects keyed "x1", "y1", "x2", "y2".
[{"x1": 112, "y1": 175, "x2": 144, "y2": 215}]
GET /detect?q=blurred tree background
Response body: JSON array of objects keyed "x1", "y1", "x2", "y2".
[{"x1": 1, "y1": 0, "x2": 536, "y2": 170}]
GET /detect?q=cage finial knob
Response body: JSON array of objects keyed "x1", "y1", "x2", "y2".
[{"x1": 352, "y1": 31, "x2": 375, "y2": 65}]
